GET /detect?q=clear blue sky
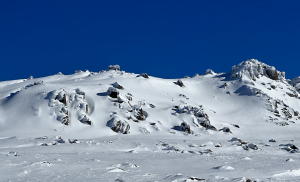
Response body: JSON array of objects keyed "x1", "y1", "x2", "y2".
[{"x1": 1, "y1": 0, "x2": 299, "y2": 81}]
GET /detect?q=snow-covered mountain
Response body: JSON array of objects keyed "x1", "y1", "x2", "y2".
[
  {"x1": 1, "y1": 59, "x2": 299, "y2": 138},
  {"x1": 1, "y1": 59, "x2": 300, "y2": 181}
]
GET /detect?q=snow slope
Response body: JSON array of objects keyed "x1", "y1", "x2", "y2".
[{"x1": 1, "y1": 59, "x2": 300, "y2": 181}]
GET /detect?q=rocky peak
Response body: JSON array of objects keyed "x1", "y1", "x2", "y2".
[{"x1": 231, "y1": 59, "x2": 285, "y2": 81}]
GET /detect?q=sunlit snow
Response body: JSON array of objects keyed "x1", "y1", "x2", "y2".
[{"x1": 1, "y1": 59, "x2": 300, "y2": 181}]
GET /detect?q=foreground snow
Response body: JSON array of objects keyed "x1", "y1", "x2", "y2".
[
  {"x1": 1, "y1": 59, "x2": 300, "y2": 181},
  {"x1": 1, "y1": 135, "x2": 300, "y2": 181}
]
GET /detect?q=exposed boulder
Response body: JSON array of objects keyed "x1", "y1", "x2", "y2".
[
  {"x1": 112, "y1": 82, "x2": 124, "y2": 89},
  {"x1": 107, "y1": 87, "x2": 119, "y2": 98},
  {"x1": 244, "y1": 143, "x2": 258, "y2": 150},
  {"x1": 107, "y1": 116, "x2": 130, "y2": 134},
  {"x1": 79, "y1": 115, "x2": 92, "y2": 125},
  {"x1": 286, "y1": 92, "x2": 298, "y2": 98},
  {"x1": 76, "y1": 89, "x2": 85, "y2": 99},
  {"x1": 229, "y1": 137, "x2": 241, "y2": 142},
  {"x1": 108, "y1": 65, "x2": 120, "y2": 71},
  {"x1": 68, "y1": 139, "x2": 80, "y2": 144},
  {"x1": 55, "y1": 91, "x2": 67, "y2": 106},
  {"x1": 280, "y1": 144, "x2": 299, "y2": 153},
  {"x1": 141, "y1": 73, "x2": 149, "y2": 78},
  {"x1": 203, "y1": 69, "x2": 215, "y2": 75},
  {"x1": 215, "y1": 143, "x2": 222, "y2": 147},
  {"x1": 219, "y1": 127, "x2": 232, "y2": 133},
  {"x1": 232, "y1": 124, "x2": 240, "y2": 128},
  {"x1": 134, "y1": 108, "x2": 148, "y2": 121},
  {"x1": 149, "y1": 104, "x2": 155, "y2": 108},
  {"x1": 265, "y1": 67, "x2": 279, "y2": 80},
  {"x1": 34, "y1": 80, "x2": 44, "y2": 85},
  {"x1": 27, "y1": 76, "x2": 33, "y2": 80},
  {"x1": 179, "y1": 94, "x2": 189, "y2": 99},
  {"x1": 25, "y1": 80, "x2": 45, "y2": 89},
  {"x1": 270, "y1": 85, "x2": 276, "y2": 89},
  {"x1": 177, "y1": 79, "x2": 184, "y2": 87},
  {"x1": 188, "y1": 177, "x2": 205, "y2": 181},
  {"x1": 180, "y1": 121, "x2": 193, "y2": 134},
  {"x1": 229, "y1": 137, "x2": 249, "y2": 147}
]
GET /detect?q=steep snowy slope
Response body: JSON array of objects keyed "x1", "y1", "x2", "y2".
[{"x1": 1, "y1": 59, "x2": 300, "y2": 181}]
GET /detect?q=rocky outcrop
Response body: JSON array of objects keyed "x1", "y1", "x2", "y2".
[
  {"x1": 55, "y1": 91, "x2": 67, "y2": 106},
  {"x1": 47, "y1": 90, "x2": 69, "y2": 125},
  {"x1": 46, "y1": 89, "x2": 91, "y2": 125},
  {"x1": 280, "y1": 143, "x2": 299, "y2": 153},
  {"x1": 231, "y1": 59, "x2": 285, "y2": 81},
  {"x1": 173, "y1": 104, "x2": 216, "y2": 131},
  {"x1": 266, "y1": 97, "x2": 300, "y2": 125},
  {"x1": 203, "y1": 69, "x2": 215, "y2": 75},
  {"x1": 25, "y1": 80, "x2": 45, "y2": 89},
  {"x1": 219, "y1": 127, "x2": 232, "y2": 134},
  {"x1": 108, "y1": 65, "x2": 120, "y2": 71},
  {"x1": 265, "y1": 67, "x2": 279, "y2": 80},
  {"x1": 107, "y1": 116, "x2": 130, "y2": 134},
  {"x1": 141, "y1": 73, "x2": 149, "y2": 78},
  {"x1": 133, "y1": 107, "x2": 148, "y2": 121},
  {"x1": 180, "y1": 121, "x2": 193, "y2": 134},
  {"x1": 247, "y1": 143, "x2": 258, "y2": 150},
  {"x1": 107, "y1": 87, "x2": 119, "y2": 98},
  {"x1": 177, "y1": 79, "x2": 184, "y2": 87},
  {"x1": 112, "y1": 82, "x2": 124, "y2": 90}
]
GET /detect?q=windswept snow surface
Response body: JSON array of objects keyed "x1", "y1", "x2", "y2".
[{"x1": 1, "y1": 59, "x2": 300, "y2": 181}]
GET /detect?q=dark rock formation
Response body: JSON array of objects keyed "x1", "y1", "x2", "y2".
[
  {"x1": 266, "y1": 67, "x2": 279, "y2": 80},
  {"x1": 177, "y1": 79, "x2": 184, "y2": 87},
  {"x1": 173, "y1": 104, "x2": 216, "y2": 131},
  {"x1": 79, "y1": 115, "x2": 92, "y2": 125},
  {"x1": 108, "y1": 65, "x2": 120, "y2": 71},
  {"x1": 180, "y1": 121, "x2": 193, "y2": 134},
  {"x1": 107, "y1": 87, "x2": 119, "y2": 98},
  {"x1": 134, "y1": 108, "x2": 148, "y2": 121},
  {"x1": 112, "y1": 82, "x2": 124, "y2": 89},
  {"x1": 107, "y1": 117, "x2": 130, "y2": 134},
  {"x1": 219, "y1": 127, "x2": 232, "y2": 133},
  {"x1": 141, "y1": 73, "x2": 149, "y2": 78}
]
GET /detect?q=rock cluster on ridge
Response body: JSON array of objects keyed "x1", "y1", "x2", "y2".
[{"x1": 231, "y1": 59, "x2": 285, "y2": 81}]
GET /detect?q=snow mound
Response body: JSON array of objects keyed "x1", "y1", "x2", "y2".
[{"x1": 273, "y1": 169, "x2": 300, "y2": 177}]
